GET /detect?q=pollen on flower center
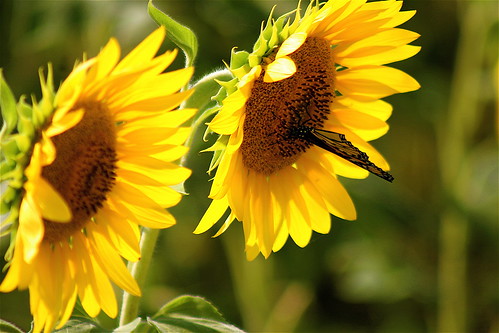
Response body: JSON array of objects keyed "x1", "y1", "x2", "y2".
[
  {"x1": 42, "y1": 101, "x2": 117, "y2": 242},
  {"x1": 240, "y1": 37, "x2": 336, "y2": 175}
]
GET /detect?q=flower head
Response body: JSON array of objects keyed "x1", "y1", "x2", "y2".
[
  {"x1": 0, "y1": 27, "x2": 194, "y2": 332},
  {"x1": 196, "y1": 0, "x2": 420, "y2": 260}
]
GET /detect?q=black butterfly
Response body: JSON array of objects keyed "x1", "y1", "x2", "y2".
[{"x1": 294, "y1": 126, "x2": 394, "y2": 182}]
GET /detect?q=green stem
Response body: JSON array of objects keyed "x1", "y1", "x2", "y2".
[
  {"x1": 119, "y1": 227, "x2": 160, "y2": 326},
  {"x1": 221, "y1": 232, "x2": 272, "y2": 332}
]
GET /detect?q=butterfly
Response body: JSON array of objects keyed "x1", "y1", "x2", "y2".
[{"x1": 293, "y1": 126, "x2": 394, "y2": 182}]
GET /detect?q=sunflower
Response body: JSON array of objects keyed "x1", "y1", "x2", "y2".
[
  {"x1": 195, "y1": 0, "x2": 420, "y2": 260},
  {"x1": 0, "y1": 27, "x2": 194, "y2": 332}
]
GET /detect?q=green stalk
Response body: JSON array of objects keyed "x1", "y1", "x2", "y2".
[
  {"x1": 437, "y1": 2, "x2": 495, "y2": 332},
  {"x1": 221, "y1": 233, "x2": 272, "y2": 332},
  {"x1": 119, "y1": 227, "x2": 160, "y2": 326}
]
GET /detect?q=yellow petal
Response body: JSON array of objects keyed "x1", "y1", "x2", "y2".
[
  {"x1": 119, "y1": 127, "x2": 184, "y2": 146},
  {"x1": 107, "y1": 194, "x2": 176, "y2": 229},
  {"x1": 118, "y1": 127, "x2": 191, "y2": 147},
  {"x1": 118, "y1": 143, "x2": 188, "y2": 160},
  {"x1": 384, "y1": 10, "x2": 416, "y2": 28},
  {"x1": 332, "y1": 109, "x2": 389, "y2": 141},
  {"x1": 88, "y1": 38, "x2": 121, "y2": 82},
  {"x1": 313, "y1": 0, "x2": 367, "y2": 39},
  {"x1": 245, "y1": 243, "x2": 261, "y2": 261},
  {"x1": 46, "y1": 108, "x2": 84, "y2": 138},
  {"x1": 213, "y1": 213, "x2": 236, "y2": 237},
  {"x1": 336, "y1": 29, "x2": 420, "y2": 55},
  {"x1": 249, "y1": 172, "x2": 274, "y2": 258},
  {"x1": 55, "y1": 59, "x2": 95, "y2": 110},
  {"x1": 227, "y1": 161, "x2": 248, "y2": 221},
  {"x1": 88, "y1": 226, "x2": 141, "y2": 296},
  {"x1": 18, "y1": 195, "x2": 44, "y2": 263},
  {"x1": 334, "y1": 28, "x2": 421, "y2": 67},
  {"x1": 318, "y1": 147, "x2": 369, "y2": 179},
  {"x1": 38, "y1": 135, "x2": 56, "y2": 166},
  {"x1": 336, "y1": 65, "x2": 420, "y2": 99},
  {"x1": 114, "y1": 27, "x2": 166, "y2": 73},
  {"x1": 112, "y1": 68, "x2": 193, "y2": 106},
  {"x1": 116, "y1": 169, "x2": 165, "y2": 186},
  {"x1": 56, "y1": 245, "x2": 78, "y2": 328},
  {"x1": 275, "y1": 32, "x2": 308, "y2": 58},
  {"x1": 34, "y1": 177, "x2": 72, "y2": 223},
  {"x1": 209, "y1": 89, "x2": 246, "y2": 135},
  {"x1": 0, "y1": 235, "x2": 33, "y2": 292},
  {"x1": 117, "y1": 160, "x2": 191, "y2": 187},
  {"x1": 32, "y1": 243, "x2": 63, "y2": 326},
  {"x1": 334, "y1": 96, "x2": 393, "y2": 121},
  {"x1": 129, "y1": 183, "x2": 184, "y2": 208},
  {"x1": 194, "y1": 196, "x2": 229, "y2": 234},
  {"x1": 94, "y1": 208, "x2": 140, "y2": 261},
  {"x1": 114, "y1": 90, "x2": 193, "y2": 114},
  {"x1": 272, "y1": 221, "x2": 289, "y2": 253},
  {"x1": 285, "y1": 169, "x2": 313, "y2": 248},
  {"x1": 300, "y1": 175, "x2": 331, "y2": 234},
  {"x1": 241, "y1": 182, "x2": 257, "y2": 247},
  {"x1": 298, "y1": 154, "x2": 356, "y2": 220},
  {"x1": 112, "y1": 181, "x2": 178, "y2": 210},
  {"x1": 263, "y1": 56, "x2": 297, "y2": 82},
  {"x1": 225, "y1": 115, "x2": 245, "y2": 155},
  {"x1": 87, "y1": 251, "x2": 118, "y2": 318},
  {"x1": 118, "y1": 108, "x2": 196, "y2": 129},
  {"x1": 70, "y1": 234, "x2": 101, "y2": 318},
  {"x1": 138, "y1": 67, "x2": 194, "y2": 96},
  {"x1": 350, "y1": 45, "x2": 421, "y2": 67}
]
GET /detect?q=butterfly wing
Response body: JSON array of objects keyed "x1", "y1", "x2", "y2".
[{"x1": 305, "y1": 128, "x2": 394, "y2": 182}]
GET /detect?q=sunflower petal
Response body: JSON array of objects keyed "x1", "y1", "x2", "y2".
[
  {"x1": 275, "y1": 32, "x2": 308, "y2": 58},
  {"x1": 114, "y1": 27, "x2": 166, "y2": 73},
  {"x1": 298, "y1": 154, "x2": 357, "y2": 220},
  {"x1": 336, "y1": 65, "x2": 420, "y2": 99},
  {"x1": 89, "y1": 226, "x2": 141, "y2": 297},
  {"x1": 18, "y1": 195, "x2": 44, "y2": 263},
  {"x1": 263, "y1": 56, "x2": 297, "y2": 82},
  {"x1": 195, "y1": 196, "x2": 229, "y2": 234},
  {"x1": 209, "y1": 89, "x2": 246, "y2": 135},
  {"x1": 34, "y1": 178, "x2": 72, "y2": 223}
]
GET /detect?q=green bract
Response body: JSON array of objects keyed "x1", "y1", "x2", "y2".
[{"x1": 0, "y1": 67, "x2": 56, "y2": 245}]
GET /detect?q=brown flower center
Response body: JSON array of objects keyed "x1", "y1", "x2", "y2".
[
  {"x1": 240, "y1": 37, "x2": 336, "y2": 175},
  {"x1": 42, "y1": 101, "x2": 117, "y2": 243}
]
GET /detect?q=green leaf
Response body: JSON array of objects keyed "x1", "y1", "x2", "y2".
[
  {"x1": 113, "y1": 317, "x2": 142, "y2": 332},
  {"x1": 53, "y1": 318, "x2": 108, "y2": 333},
  {"x1": 148, "y1": 316, "x2": 245, "y2": 333},
  {"x1": 0, "y1": 70, "x2": 18, "y2": 137},
  {"x1": 0, "y1": 319, "x2": 24, "y2": 333},
  {"x1": 147, "y1": 0, "x2": 198, "y2": 67},
  {"x1": 155, "y1": 296, "x2": 224, "y2": 321},
  {"x1": 150, "y1": 295, "x2": 245, "y2": 333}
]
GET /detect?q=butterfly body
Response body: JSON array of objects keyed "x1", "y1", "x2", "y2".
[{"x1": 292, "y1": 126, "x2": 394, "y2": 182}]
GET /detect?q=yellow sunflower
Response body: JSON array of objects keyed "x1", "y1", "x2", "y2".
[
  {"x1": 195, "y1": 0, "x2": 420, "y2": 260},
  {"x1": 0, "y1": 27, "x2": 194, "y2": 332}
]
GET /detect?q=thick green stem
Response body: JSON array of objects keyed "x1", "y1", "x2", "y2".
[
  {"x1": 119, "y1": 227, "x2": 160, "y2": 326},
  {"x1": 221, "y1": 233, "x2": 272, "y2": 332}
]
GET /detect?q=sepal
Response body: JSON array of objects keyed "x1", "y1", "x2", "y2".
[{"x1": 0, "y1": 70, "x2": 18, "y2": 137}]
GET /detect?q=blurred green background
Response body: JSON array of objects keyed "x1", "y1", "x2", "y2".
[{"x1": 0, "y1": 0, "x2": 497, "y2": 332}]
